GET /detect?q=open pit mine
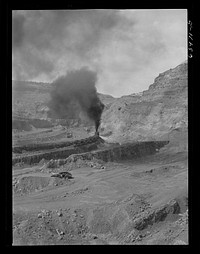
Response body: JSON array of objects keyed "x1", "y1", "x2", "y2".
[{"x1": 12, "y1": 62, "x2": 188, "y2": 245}]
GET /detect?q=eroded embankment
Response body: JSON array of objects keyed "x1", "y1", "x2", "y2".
[{"x1": 13, "y1": 140, "x2": 169, "y2": 166}]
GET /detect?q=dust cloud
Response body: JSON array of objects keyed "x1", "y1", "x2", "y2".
[{"x1": 48, "y1": 68, "x2": 104, "y2": 131}]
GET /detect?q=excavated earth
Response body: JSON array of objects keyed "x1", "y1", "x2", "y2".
[
  {"x1": 12, "y1": 62, "x2": 188, "y2": 245},
  {"x1": 12, "y1": 132, "x2": 188, "y2": 245}
]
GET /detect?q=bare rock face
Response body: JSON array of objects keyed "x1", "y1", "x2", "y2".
[
  {"x1": 100, "y1": 62, "x2": 188, "y2": 144},
  {"x1": 12, "y1": 62, "x2": 187, "y2": 146}
]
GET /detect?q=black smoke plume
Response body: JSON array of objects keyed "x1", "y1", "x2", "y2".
[{"x1": 48, "y1": 68, "x2": 104, "y2": 131}]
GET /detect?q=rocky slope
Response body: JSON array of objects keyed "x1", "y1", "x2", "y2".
[
  {"x1": 12, "y1": 61, "x2": 188, "y2": 146},
  {"x1": 100, "y1": 61, "x2": 188, "y2": 145},
  {"x1": 12, "y1": 81, "x2": 116, "y2": 130},
  {"x1": 12, "y1": 62, "x2": 188, "y2": 246}
]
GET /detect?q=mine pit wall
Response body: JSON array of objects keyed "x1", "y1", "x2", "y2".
[
  {"x1": 12, "y1": 142, "x2": 101, "y2": 166},
  {"x1": 68, "y1": 141, "x2": 169, "y2": 163},
  {"x1": 12, "y1": 141, "x2": 169, "y2": 166},
  {"x1": 13, "y1": 135, "x2": 103, "y2": 154}
]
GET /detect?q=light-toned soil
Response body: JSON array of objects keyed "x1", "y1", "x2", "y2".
[
  {"x1": 12, "y1": 62, "x2": 188, "y2": 245},
  {"x1": 13, "y1": 131, "x2": 188, "y2": 245}
]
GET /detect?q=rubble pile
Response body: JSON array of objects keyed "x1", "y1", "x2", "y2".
[{"x1": 64, "y1": 155, "x2": 105, "y2": 171}]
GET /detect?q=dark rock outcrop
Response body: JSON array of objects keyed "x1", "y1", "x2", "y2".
[
  {"x1": 12, "y1": 136, "x2": 105, "y2": 165},
  {"x1": 13, "y1": 140, "x2": 168, "y2": 166}
]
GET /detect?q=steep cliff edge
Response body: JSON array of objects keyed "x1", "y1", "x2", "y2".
[
  {"x1": 100, "y1": 61, "x2": 188, "y2": 148},
  {"x1": 12, "y1": 62, "x2": 188, "y2": 151}
]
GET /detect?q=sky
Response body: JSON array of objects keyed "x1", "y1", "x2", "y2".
[{"x1": 12, "y1": 9, "x2": 187, "y2": 97}]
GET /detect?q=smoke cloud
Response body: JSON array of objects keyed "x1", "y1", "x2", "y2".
[
  {"x1": 48, "y1": 68, "x2": 105, "y2": 131},
  {"x1": 12, "y1": 10, "x2": 187, "y2": 97},
  {"x1": 12, "y1": 10, "x2": 133, "y2": 81}
]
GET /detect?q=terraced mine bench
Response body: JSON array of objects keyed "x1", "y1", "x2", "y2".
[
  {"x1": 64, "y1": 141, "x2": 169, "y2": 163},
  {"x1": 12, "y1": 140, "x2": 169, "y2": 166},
  {"x1": 12, "y1": 136, "x2": 105, "y2": 166},
  {"x1": 12, "y1": 135, "x2": 103, "y2": 154}
]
